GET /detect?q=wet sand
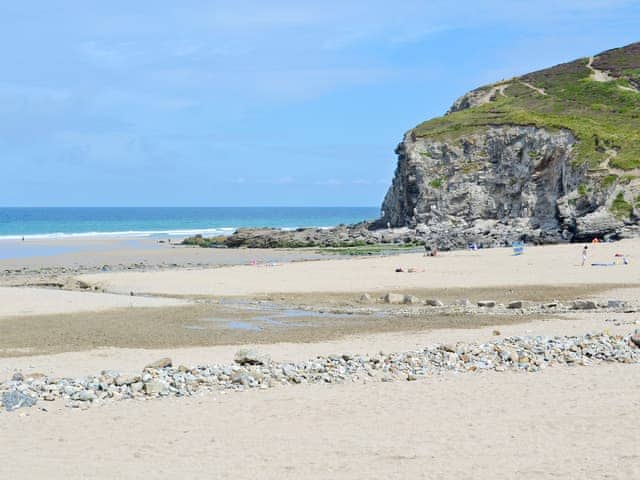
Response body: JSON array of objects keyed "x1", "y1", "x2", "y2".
[{"x1": 0, "y1": 284, "x2": 623, "y2": 357}]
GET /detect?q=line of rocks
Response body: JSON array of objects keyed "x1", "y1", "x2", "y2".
[
  {"x1": 2, "y1": 333, "x2": 639, "y2": 412},
  {"x1": 368, "y1": 293, "x2": 634, "y2": 315}
]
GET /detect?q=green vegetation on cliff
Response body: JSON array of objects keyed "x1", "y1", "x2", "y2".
[{"x1": 413, "y1": 42, "x2": 640, "y2": 171}]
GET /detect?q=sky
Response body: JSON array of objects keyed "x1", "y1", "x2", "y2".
[{"x1": 1, "y1": 1, "x2": 640, "y2": 207}]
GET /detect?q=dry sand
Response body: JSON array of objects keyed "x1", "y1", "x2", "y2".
[
  {"x1": 78, "y1": 240, "x2": 640, "y2": 297},
  {"x1": 1, "y1": 363, "x2": 638, "y2": 480},
  {"x1": 1, "y1": 238, "x2": 639, "y2": 479},
  {"x1": 0, "y1": 286, "x2": 187, "y2": 317}
]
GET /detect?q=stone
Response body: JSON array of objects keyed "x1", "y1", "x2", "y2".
[
  {"x1": 75, "y1": 390, "x2": 97, "y2": 402},
  {"x1": 234, "y1": 349, "x2": 271, "y2": 366},
  {"x1": 384, "y1": 293, "x2": 405, "y2": 304},
  {"x1": 11, "y1": 372, "x2": 24, "y2": 382},
  {"x1": 507, "y1": 300, "x2": 531, "y2": 309},
  {"x1": 477, "y1": 300, "x2": 496, "y2": 308},
  {"x1": 425, "y1": 299, "x2": 444, "y2": 307},
  {"x1": 2, "y1": 390, "x2": 36, "y2": 411},
  {"x1": 407, "y1": 373, "x2": 418, "y2": 381},
  {"x1": 145, "y1": 358, "x2": 172, "y2": 369},
  {"x1": 230, "y1": 370, "x2": 251, "y2": 386},
  {"x1": 454, "y1": 299, "x2": 472, "y2": 307},
  {"x1": 607, "y1": 300, "x2": 626, "y2": 309},
  {"x1": 571, "y1": 300, "x2": 597, "y2": 310},
  {"x1": 131, "y1": 382, "x2": 144, "y2": 393},
  {"x1": 359, "y1": 293, "x2": 373, "y2": 303},
  {"x1": 115, "y1": 375, "x2": 140, "y2": 386},
  {"x1": 403, "y1": 295, "x2": 420, "y2": 305},
  {"x1": 144, "y1": 381, "x2": 168, "y2": 396},
  {"x1": 630, "y1": 333, "x2": 640, "y2": 348}
]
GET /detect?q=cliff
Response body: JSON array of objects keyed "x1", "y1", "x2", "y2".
[{"x1": 380, "y1": 41, "x2": 640, "y2": 247}]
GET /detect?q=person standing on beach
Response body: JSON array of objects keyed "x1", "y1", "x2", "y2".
[{"x1": 581, "y1": 245, "x2": 588, "y2": 267}]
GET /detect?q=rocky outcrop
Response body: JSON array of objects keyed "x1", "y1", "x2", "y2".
[
  {"x1": 379, "y1": 125, "x2": 640, "y2": 248},
  {"x1": 224, "y1": 224, "x2": 420, "y2": 248}
]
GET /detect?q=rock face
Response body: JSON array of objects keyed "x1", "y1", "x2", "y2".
[
  {"x1": 380, "y1": 124, "x2": 639, "y2": 249},
  {"x1": 382, "y1": 126, "x2": 597, "y2": 246},
  {"x1": 377, "y1": 42, "x2": 640, "y2": 248}
]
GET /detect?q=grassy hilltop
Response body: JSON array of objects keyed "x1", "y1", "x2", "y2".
[{"x1": 413, "y1": 42, "x2": 640, "y2": 172}]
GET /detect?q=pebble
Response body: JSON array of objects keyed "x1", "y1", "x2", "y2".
[{"x1": 1, "y1": 333, "x2": 637, "y2": 412}]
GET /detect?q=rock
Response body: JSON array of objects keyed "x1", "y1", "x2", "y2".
[
  {"x1": 144, "y1": 381, "x2": 168, "y2": 396},
  {"x1": 507, "y1": 300, "x2": 531, "y2": 309},
  {"x1": 407, "y1": 373, "x2": 418, "y2": 381},
  {"x1": 2, "y1": 390, "x2": 37, "y2": 411},
  {"x1": 145, "y1": 357, "x2": 172, "y2": 369},
  {"x1": 11, "y1": 372, "x2": 24, "y2": 382},
  {"x1": 403, "y1": 295, "x2": 420, "y2": 305},
  {"x1": 384, "y1": 293, "x2": 405, "y2": 304},
  {"x1": 115, "y1": 375, "x2": 140, "y2": 386},
  {"x1": 492, "y1": 330, "x2": 501, "y2": 336},
  {"x1": 477, "y1": 300, "x2": 496, "y2": 308},
  {"x1": 607, "y1": 300, "x2": 626, "y2": 309},
  {"x1": 630, "y1": 333, "x2": 640, "y2": 348},
  {"x1": 571, "y1": 300, "x2": 597, "y2": 310},
  {"x1": 75, "y1": 390, "x2": 97, "y2": 402},
  {"x1": 376, "y1": 45, "x2": 640, "y2": 246},
  {"x1": 454, "y1": 299, "x2": 472, "y2": 307},
  {"x1": 359, "y1": 293, "x2": 373, "y2": 303},
  {"x1": 230, "y1": 370, "x2": 251, "y2": 386},
  {"x1": 234, "y1": 349, "x2": 271, "y2": 366},
  {"x1": 425, "y1": 299, "x2": 444, "y2": 307},
  {"x1": 131, "y1": 382, "x2": 144, "y2": 393}
]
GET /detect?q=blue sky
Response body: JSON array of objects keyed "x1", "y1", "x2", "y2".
[{"x1": 2, "y1": 1, "x2": 639, "y2": 207}]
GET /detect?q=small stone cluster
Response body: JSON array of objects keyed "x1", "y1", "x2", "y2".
[
  {"x1": 2, "y1": 333, "x2": 639, "y2": 412},
  {"x1": 369, "y1": 294, "x2": 634, "y2": 316}
]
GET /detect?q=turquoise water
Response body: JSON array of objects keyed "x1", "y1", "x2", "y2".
[{"x1": 0, "y1": 207, "x2": 379, "y2": 239}]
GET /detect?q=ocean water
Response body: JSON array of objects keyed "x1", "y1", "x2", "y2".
[{"x1": 0, "y1": 207, "x2": 380, "y2": 239}]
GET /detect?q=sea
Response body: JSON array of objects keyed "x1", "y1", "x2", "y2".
[{"x1": 0, "y1": 207, "x2": 380, "y2": 240}]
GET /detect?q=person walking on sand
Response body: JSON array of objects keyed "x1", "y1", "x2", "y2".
[{"x1": 581, "y1": 245, "x2": 588, "y2": 267}]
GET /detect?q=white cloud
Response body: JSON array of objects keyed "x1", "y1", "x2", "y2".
[{"x1": 316, "y1": 179, "x2": 343, "y2": 186}]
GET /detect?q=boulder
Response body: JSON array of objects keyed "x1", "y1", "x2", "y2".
[
  {"x1": 2, "y1": 390, "x2": 36, "y2": 411},
  {"x1": 607, "y1": 300, "x2": 626, "y2": 309},
  {"x1": 144, "y1": 381, "x2": 168, "y2": 396},
  {"x1": 477, "y1": 300, "x2": 496, "y2": 308},
  {"x1": 359, "y1": 293, "x2": 373, "y2": 303},
  {"x1": 571, "y1": 300, "x2": 597, "y2": 310},
  {"x1": 507, "y1": 300, "x2": 532, "y2": 309},
  {"x1": 403, "y1": 295, "x2": 420, "y2": 305},
  {"x1": 234, "y1": 349, "x2": 271, "y2": 366},
  {"x1": 425, "y1": 299, "x2": 444, "y2": 307},
  {"x1": 384, "y1": 293, "x2": 405, "y2": 304}
]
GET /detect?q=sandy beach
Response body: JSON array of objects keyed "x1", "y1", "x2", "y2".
[{"x1": 1, "y1": 236, "x2": 639, "y2": 479}]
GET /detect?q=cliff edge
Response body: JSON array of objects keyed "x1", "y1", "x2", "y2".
[{"x1": 380, "y1": 41, "x2": 640, "y2": 247}]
